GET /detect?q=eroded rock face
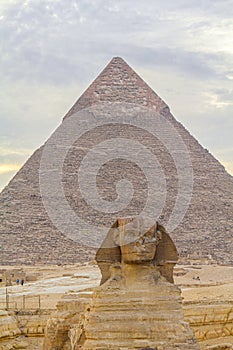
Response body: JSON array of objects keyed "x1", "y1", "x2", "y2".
[
  {"x1": 70, "y1": 217, "x2": 200, "y2": 350},
  {"x1": 184, "y1": 301, "x2": 233, "y2": 343},
  {"x1": 0, "y1": 310, "x2": 24, "y2": 350},
  {"x1": 207, "y1": 345, "x2": 233, "y2": 350},
  {"x1": 43, "y1": 295, "x2": 91, "y2": 350},
  {"x1": 0, "y1": 310, "x2": 20, "y2": 342}
]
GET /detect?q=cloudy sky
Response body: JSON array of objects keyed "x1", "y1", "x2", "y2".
[{"x1": 0, "y1": 0, "x2": 233, "y2": 191}]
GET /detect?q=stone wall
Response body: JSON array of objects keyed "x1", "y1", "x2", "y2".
[
  {"x1": 0, "y1": 310, "x2": 20, "y2": 341},
  {"x1": 184, "y1": 301, "x2": 233, "y2": 343},
  {"x1": 0, "y1": 309, "x2": 51, "y2": 350}
]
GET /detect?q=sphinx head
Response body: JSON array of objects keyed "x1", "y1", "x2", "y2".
[
  {"x1": 95, "y1": 216, "x2": 178, "y2": 285},
  {"x1": 117, "y1": 217, "x2": 161, "y2": 264}
]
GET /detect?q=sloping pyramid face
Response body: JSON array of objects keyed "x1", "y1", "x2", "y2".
[{"x1": 0, "y1": 57, "x2": 233, "y2": 265}]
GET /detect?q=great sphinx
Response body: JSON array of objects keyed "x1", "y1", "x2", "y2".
[
  {"x1": 71, "y1": 216, "x2": 200, "y2": 350},
  {"x1": 43, "y1": 216, "x2": 200, "y2": 350}
]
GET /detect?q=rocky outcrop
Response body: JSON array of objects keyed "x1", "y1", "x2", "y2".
[
  {"x1": 0, "y1": 310, "x2": 25, "y2": 350},
  {"x1": 0, "y1": 309, "x2": 51, "y2": 350},
  {"x1": 15, "y1": 311, "x2": 49, "y2": 338},
  {"x1": 43, "y1": 293, "x2": 91, "y2": 350},
  {"x1": 0, "y1": 339, "x2": 29, "y2": 350},
  {"x1": 206, "y1": 345, "x2": 233, "y2": 350},
  {"x1": 184, "y1": 301, "x2": 233, "y2": 343},
  {"x1": 0, "y1": 310, "x2": 20, "y2": 341}
]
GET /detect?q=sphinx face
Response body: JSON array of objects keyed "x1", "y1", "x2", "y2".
[
  {"x1": 121, "y1": 239, "x2": 157, "y2": 264},
  {"x1": 118, "y1": 218, "x2": 158, "y2": 264}
]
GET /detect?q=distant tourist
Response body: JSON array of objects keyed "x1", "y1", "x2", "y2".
[
  {"x1": 16, "y1": 279, "x2": 20, "y2": 285},
  {"x1": 21, "y1": 279, "x2": 24, "y2": 286}
]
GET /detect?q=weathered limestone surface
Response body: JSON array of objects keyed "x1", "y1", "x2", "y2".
[
  {"x1": 0, "y1": 339, "x2": 29, "y2": 350},
  {"x1": 0, "y1": 57, "x2": 233, "y2": 265},
  {"x1": 0, "y1": 310, "x2": 28, "y2": 350},
  {"x1": 15, "y1": 311, "x2": 49, "y2": 338},
  {"x1": 43, "y1": 295, "x2": 233, "y2": 350},
  {"x1": 0, "y1": 310, "x2": 20, "y2": 341},
  {"x1": 43, "y1": 294, "x2": 92, "y2": 350},
  {"x1": 0, "y1": 309, "x2": 50, "y2": 350},
  {"x1": 79, "y1": 279, "x2": 199, "y2": 350},
  {"x1": 206, "y1": 345, "x2": 233, "y2": 350},
  {"x1": 184, "y1": 301, "x2": 233, "y2": 343}
]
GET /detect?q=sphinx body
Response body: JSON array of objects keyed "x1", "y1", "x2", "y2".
[{"x1": 72, "y1": 217, "x2": 200, "y2": 350}]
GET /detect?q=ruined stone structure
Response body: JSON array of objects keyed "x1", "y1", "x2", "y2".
[
  {"x1": 0, "y1": 57, "x2": 233, "y2": 265},
  {"x1": 0, "y1": 269, "x2": 26, "y2": 287},
  {"x1": 43, "y1": 289, "x2": 233, "y2": 350},
  {"x1": 44, "y1": 217, "x2": 200, "y2": 350},
  {"x1": 0, "y1": 308, "x2": 47, "y2": 350}
]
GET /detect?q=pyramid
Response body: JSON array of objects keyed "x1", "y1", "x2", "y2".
[{"x1": 0, "y1": 57, "x2": 233, "y2": 265}]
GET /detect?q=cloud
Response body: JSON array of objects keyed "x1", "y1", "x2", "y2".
[
  {"x1": 205, "y1": 89, "x2": 233, "y2": 108},
  {"x1": 0, "y1": 146, "x2": 32, "y2": 166},
  {"x1": 1, "y1": 0, "x2": 232, "y2": 85},
  {"x1": 125, "y1": 47, "x2": 222, "y2": 79},
  {"x1": 0, "y1": 162, "x2": 21, "y2": 191},
  {"x1": 221, "y1": 161, "x2": 233, "y2": 176},
  {"x1": 0, "y1": 0, "x2": 18, "y2": 13},
  {"x1": 0, "y1": 163, "x2": 21, "y2": 174},
  {"x1": 0, "y1": 172, "x2": 17, "y2": 192}
]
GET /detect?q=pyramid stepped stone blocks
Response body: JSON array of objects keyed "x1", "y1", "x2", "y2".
[{"x1": 0, "y1": 57, "x2": 233, "y2": 265}]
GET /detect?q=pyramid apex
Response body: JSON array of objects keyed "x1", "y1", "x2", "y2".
[
  {"x1": 107, "y1": 56, "x2": 134, "y2": 69},
  {"x1": 102, "y1": 56, "x2": 131, "y2": 71},
  {"x1": 63, "y1": 57, "x2": 169, "y2": 120},
  {"x1": 109, "y1": 56, "x2": 127, "y2": 63}
]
